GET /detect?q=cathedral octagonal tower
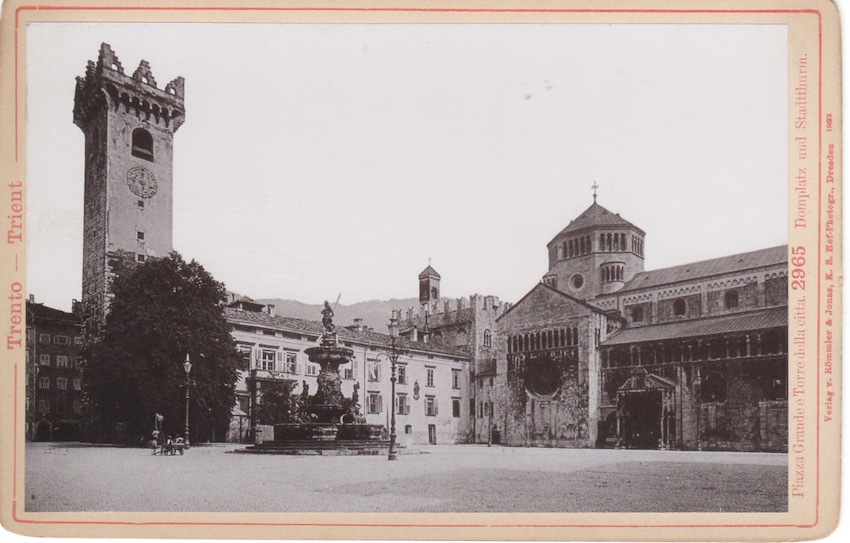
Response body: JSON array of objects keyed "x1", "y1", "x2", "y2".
[
  {"x1": 73, "y1": 43, "x2": 185, "y2": 337},
  {"x1": 544, "y1": 198, "x2": 645, "y2": 300}
]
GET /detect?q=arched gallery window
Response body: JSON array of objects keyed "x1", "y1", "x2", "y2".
[
  {"x1": 673, "y1": 298, "x2": 687, "y2": 317},
  {"x1": 724, "y1": 289, "x2": 739, "y2": 309},
  {"x1": 701, "y1": 372, "x2": 727, "y2": 402},
  {"x1": 631, "y1": 306, "x2": 644, "y2": 323}
]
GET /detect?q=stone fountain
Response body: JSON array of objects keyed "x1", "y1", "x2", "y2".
[{"x1": 242, "y1": 301, "x2": 388, "y2": 455}]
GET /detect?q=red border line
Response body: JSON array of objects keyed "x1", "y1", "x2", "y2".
[
  {"x1": 11, "y1": 5, "x2": 823, "y2": 531},
  {"x1": 815, "y1": 6, "x2": 822, "y2": 528}
]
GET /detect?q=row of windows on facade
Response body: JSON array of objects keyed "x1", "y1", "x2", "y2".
[
  {"x1": 28, "y1": 351, "x2": 83, "y2": 370},
  {"x1": 601, "y1": 264, "x2": 624, "y2": 283},
  {"x1": 476, "y1": 400, "x2": 494, "y2": 419},
  {"x1": 244, "y1": 347, "x2": 462, "y2": 389},
  {"x1": 365, "y1": 393, "x2": 462, "y2": 417},
  {"x1": 370, "y1": 363, "x2": 462, "y2": 389},
  {"x1": 30, "y1": 375, "x2": 82, "y2": 391},
  {"x1": 557, "y1": 232, "x2": 644, "y2": 260},
  {"x1": 629, "y1": 290, "x2": 741, "y2": 323},
  {"x1": 689, "y1": 371, "x2": 787, "y2": 402},
  {"x1": 29, "y1": 398, "x2": 82, "y2": 415},
  {"x1": 601, "y1": 367, "x2": 786, "y2": 403},
  {"x1": 508, "y1": 326, "x2": 580, "y2": 354},
  {"x1": 31, "y1": 333, "x2": 82, "y2": 346},
  {"x1": 602, "y1": 331, "x2": 788, "y2": 367}
]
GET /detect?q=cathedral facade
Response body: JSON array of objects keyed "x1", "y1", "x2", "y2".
[{"x1": 492, "y1": 200, "x2": 788, "y2": 452}]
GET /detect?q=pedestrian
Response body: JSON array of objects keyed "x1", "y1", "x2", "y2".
[{"x1": 150, "y1": 429, "x2": 160, "y2": 455}]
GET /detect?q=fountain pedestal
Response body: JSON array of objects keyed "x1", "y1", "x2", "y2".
[{"x1": 242, "y1": 313, "x2": 389, "y2": 456}]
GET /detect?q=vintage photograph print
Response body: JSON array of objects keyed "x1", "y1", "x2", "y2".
[{"x1": 0, "y1": 0, "x2": 841, "y2": 541}]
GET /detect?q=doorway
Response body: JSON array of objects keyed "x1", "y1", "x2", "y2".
[
  {"x1": 428, "y1": 424, "x2": 437, "y2": 445},
  {"x1": 36, "y1": 419, "x2": 52, "y2": 441},
  {"x1": 620, "y1": 391, "x2": 662, "y2": 449}
]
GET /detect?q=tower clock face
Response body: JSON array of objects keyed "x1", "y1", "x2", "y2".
[{"x1": 126, "y1": 166, "x2": 158, "y2": 198}]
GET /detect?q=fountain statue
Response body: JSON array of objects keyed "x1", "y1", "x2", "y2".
[{"x1": 243, "y1": 303, "x2": 386, "y2": 455}]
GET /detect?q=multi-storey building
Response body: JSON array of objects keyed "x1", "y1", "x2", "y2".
[
  {"x1": 26, "y1": 298, "x2": 84, "y2": 441},
  {"x1": 494, "y1": 198, "x2": 788, "y2": 451},
  {"x1": 225, "y1": 296, "x2": 472, "y2": 445},
  {"x1": 397, "y1": 265, "x2": 511, "y2": 443}
]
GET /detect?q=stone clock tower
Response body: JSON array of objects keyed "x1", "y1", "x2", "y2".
[{"x1": 73, "y1": 43, "x2": 185, "y2": 337}]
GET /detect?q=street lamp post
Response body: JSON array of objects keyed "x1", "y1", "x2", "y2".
[
  {"x1": 386, "y1": 313, "x2": 400, "y2": 461},
  {"x1": 693, "y1": 367, "x2": 701, "y2": 452},
  {"x1": 248, "y1": 368, "x2": 259, "y2": 444},
  {"x1": 183, "y1": 353, "x2": 192, "y2": 447},
  {"x1": 487, "y1": 386, "x2": 492, "y2": 447}
]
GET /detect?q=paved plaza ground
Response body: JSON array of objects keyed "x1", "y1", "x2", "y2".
[{"x1": 24, "y1": 442, "x2": 787, "y2": 513}]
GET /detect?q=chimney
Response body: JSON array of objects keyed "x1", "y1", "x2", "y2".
[
  {"x1": 353, "y1": 317, "x2": 363, "y2": 331},
  {"x1": 72, "y1": 299, "x2": 82, "y2": 317},
  {"x1": 28, "y1": 294, "x2": 34, "y2": 303},
  {"x1": 266, "y1": 304, "x2": 275, "y2": 315}
]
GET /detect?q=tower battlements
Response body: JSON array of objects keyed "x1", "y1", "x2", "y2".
[
  {"x1": 398, "y1": 294, "x2": 511, "y2": 330},
  {"x1": 74, "y1": 43, "x2": 185, "y2": 132}
]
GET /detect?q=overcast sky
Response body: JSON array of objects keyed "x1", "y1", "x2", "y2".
[{"x1": 25, "y1": 22, "x2": 788, "y2": 311}]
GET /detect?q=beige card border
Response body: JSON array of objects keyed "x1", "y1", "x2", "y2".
[{"x1": 0, "y1": 0, "x2": 842, "y2": 540}]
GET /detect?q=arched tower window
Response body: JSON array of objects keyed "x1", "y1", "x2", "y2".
[
  {"x1": 131, "y1": 128, "x2": 154, "y2": 161},
  {"x1": 724, "y1": 289, "x2": 739, "y2": 309},
  {"x1": 483, "y1": 329, "x2": 492, "y2": 347},
  {"x1": 599, "y1": 233, "x2": 605, "y2": 250},
  {"x1": 673, "y1": 298, "x2": 687, "y2": 317}
]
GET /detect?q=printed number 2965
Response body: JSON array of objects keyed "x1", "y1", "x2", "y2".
[{"x1": 791, "y1": 246, "x2": 806, "y2": 290}]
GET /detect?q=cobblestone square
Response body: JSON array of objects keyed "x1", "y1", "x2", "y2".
[{"x1": 25, "y1": 443, "x2": 787, "y2": 513}]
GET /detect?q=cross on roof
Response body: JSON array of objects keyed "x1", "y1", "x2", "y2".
[{"x1": 592, "y1": 181, "x2": 599, "y2": 202}]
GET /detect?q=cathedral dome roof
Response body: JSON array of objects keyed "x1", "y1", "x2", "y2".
[{"x1": 550, "y1": 202, "x2": 644, "y2": 245}]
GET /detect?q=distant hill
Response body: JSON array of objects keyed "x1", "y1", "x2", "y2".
[{"x1": 256, "y1": 298, "x2": 432, "y2": 332}]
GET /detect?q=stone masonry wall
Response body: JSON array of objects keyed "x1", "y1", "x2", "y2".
[{"x1": 657, "y1": 293, "x2": 701, "y2": 321}]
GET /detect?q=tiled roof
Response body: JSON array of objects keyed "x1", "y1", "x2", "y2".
[
  {"x1": 418, "y1": 265, "x2": 441, "y2": 279},
  {"x1": 225, "y1": 307, "x2": 469, "y2": 358},
  {"x1": 26, "y1": 302, "x2": 80, "y2": 325},
  {"x1": 615, "y1": 245, "x2": 787, "y2": 294},
  {"x1": 550, "y1": 202, "x2": 643, "y2": 243},
  {"x1": 497, "y1": 281, "x2": 621, "y2": 323},
  {"x1": 226, "y1": 292, "x2": 265, "y2": 310},
  {"x1": 601, "y1": 306, "x2": 787, "y2": 346}
]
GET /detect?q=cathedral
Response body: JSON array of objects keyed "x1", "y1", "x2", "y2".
[{"x1": 490, "y1": 195, "x2": 788, "y2": 451}]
